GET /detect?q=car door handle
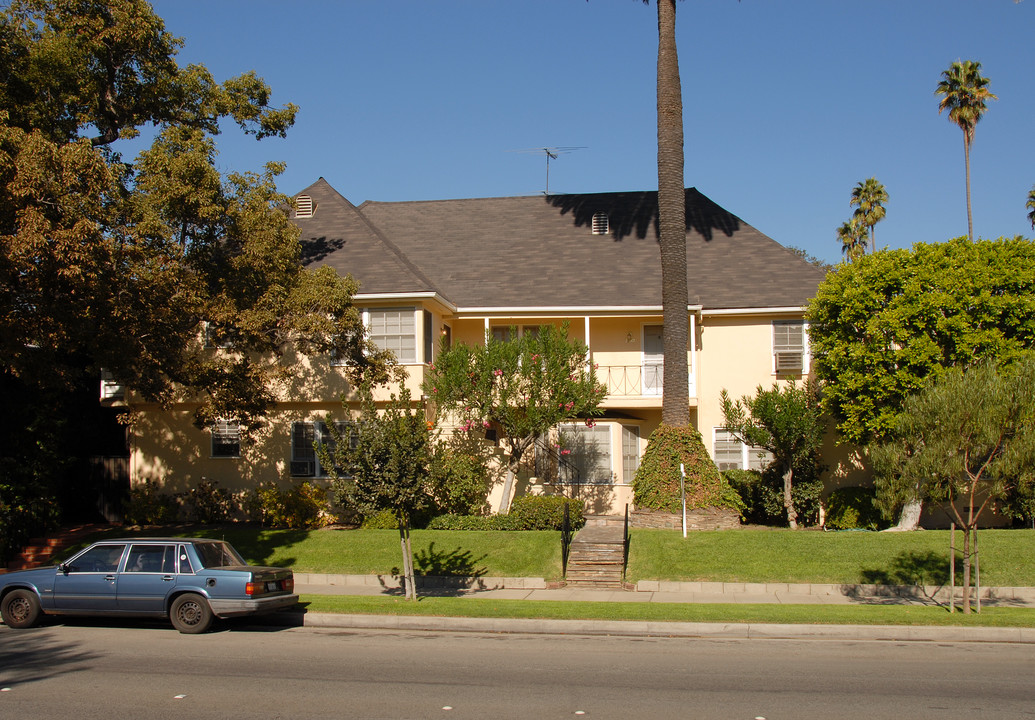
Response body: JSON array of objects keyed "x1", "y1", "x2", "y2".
[
  {"x1": 162, "y1": 575, "x2": 174, "y2": 582},
  {"x1": 104, "y1": 575, "x2": 116, "y2": 582}
]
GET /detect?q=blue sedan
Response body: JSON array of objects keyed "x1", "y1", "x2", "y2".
[{"x1": 0, "y1": 538, "x2": 298, "y2": 634}]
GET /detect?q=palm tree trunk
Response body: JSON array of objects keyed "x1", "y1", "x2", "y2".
[
  {"x1": 964, "y1": 135, "x2": 974, "y2": 242},
  {"x1": 656, "y1": 0, "x2": 690, "y2": 428}
]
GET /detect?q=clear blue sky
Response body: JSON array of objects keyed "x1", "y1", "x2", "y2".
[{"x1": 143, "y1": 0, "x2": 1035, "y2": 264}]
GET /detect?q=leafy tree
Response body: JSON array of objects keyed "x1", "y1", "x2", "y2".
[
  {"x1": 422, "y1": 323, "x2": 606, "y2": 513},
  {"x1": 652, "y1": 0, "x2": 690, "y2": 427},
  {"x1": 871, "y1": 357, "x2": 1035, "y2": 613},
  {"x1": 0, "y1": 1, "x2": 387, "y2": 536},
  {"x1": 1026, "y1": 185, "x2": 1035, "y2": 230},
  {"x1": 786, "y1": 245, "x2": 834, "y2": 272},
  {"x1": 324, "y1": 383, "x2": 432, "y2": 601},
  {"x1": 720, "y1": 380, "x2": 824, "y2": 529},
  {"x1": 836, "y1": 218, "x2": 868, "y2": 263},
  {"x1": 806, "y1": 238, "x2": 1035, "y2": 527},
  {"x1": 849, "y1": 177, "x2": 888, "y2": 254},
  {"x1": 936, "y1": 60, "x2": 997, "y2": 243}
]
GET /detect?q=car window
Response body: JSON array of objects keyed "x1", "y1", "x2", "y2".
[
  {"x1": 68, "y1": 544, "x2": 127, "y2": 573},
  {"x1": 126, "y1": 544, "x2": 174, "y2": 573},
  {"x1": 192, "y1": 541, "x2": 246, "y2": 569},
  {"x1": 177, "y1": 545, "x2": 194, "y2": 574}
]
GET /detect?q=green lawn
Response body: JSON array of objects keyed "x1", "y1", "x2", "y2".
[
  {"x1": 299, "y1": 594, "x2": 1035, "y2": 628},
  {"x1": 74, "y1": 525, "x2": 1035, "y2": 587}
]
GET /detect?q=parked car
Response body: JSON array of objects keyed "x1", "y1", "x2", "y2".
[{"x1": 0, "y1": 538, "x2": 298, "y2": 634}]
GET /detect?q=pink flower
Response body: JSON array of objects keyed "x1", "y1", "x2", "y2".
[
  {"x1": 585, "y1": 418, "x2": 596, "y2": 428},
  {"x1": 482, "y1": 420, "x2": 491, "y2": 428},
  {"x1": 493, "y1": 369, "x2": 503, "y2": 376},
  {"x1": 561, "y1": 449, "x2": 572, "y2": 455}
]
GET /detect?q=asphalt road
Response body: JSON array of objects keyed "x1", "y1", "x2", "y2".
[{"x1": 2, "y1": 621, "x2": 1034, "y2": 719}]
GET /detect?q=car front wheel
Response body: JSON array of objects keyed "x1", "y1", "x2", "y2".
[
  {"x1": 169, "y1": 593, "x2": 214, "y2": 634},
  {"x1": 1, "y1": 589, "x2": 42, "y2": 629}
]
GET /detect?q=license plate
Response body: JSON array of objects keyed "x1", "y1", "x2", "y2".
[{"x1": 265, "y1": 581, "x2": 279, "y2": 592}]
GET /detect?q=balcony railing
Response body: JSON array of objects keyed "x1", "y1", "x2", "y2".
[{"x1": 597, "y1": 364, "x2": 695, "y2": 398}]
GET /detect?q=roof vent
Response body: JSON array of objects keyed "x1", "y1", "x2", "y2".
[
  {"x1": 295, "y1": 195, "x2": 315, "y2": 218},
  {"x1": 591, "y1": 212, "x2": 609, "y2": 235}
]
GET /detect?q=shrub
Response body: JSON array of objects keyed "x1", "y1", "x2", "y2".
[
  {"x1": 0, "y1": 481, "x2": 60, "y2": 565},
  {"x1": 124, "y1": 479, "x2": 180, "y2": 526},
  {"x1": 508, "y1": 495, "x2": 585, "y2": 530},
  {"x1": 723, "y1": 467, "x2": 822, "y2": 527},
  {"x1": 361, "y1": 509, "x2": 400, "y2": 529},
  {"x1": 183, "y1": 479, "x2": 234, "y2": 523},
  {"x1": 825, "y1": 486, "x2": 885, "y2": 530},
  {"x1": 428, "y1": 445, "x2": 491, "y2": 516},
  {"x1": 426, "y1": 514, "x2": 522, "y2": 531},
  {"x1": 248, "y1": 480, "x2": 331, "y2": 529},
  {"x1": 634, "y1": 424, "x2": 743, "y2": 514}
]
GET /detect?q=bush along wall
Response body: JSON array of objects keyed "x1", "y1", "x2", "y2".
[{"x1": 633, "y1": 424, "x2": 744, "y2": 516}]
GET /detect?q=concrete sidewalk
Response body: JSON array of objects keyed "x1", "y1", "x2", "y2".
[
  {"x1": 281, "y1": 573, "x2": 1035, "y2": 644},
  {"x1": 294, "y1": 572, "x2": 1035, "y2": 608}
]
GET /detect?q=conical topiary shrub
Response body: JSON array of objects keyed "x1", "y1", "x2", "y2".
[{"x1": 633, "y1": 424, "x2": 743, "y2": 514}]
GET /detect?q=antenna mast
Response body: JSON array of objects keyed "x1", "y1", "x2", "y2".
[{"x1": 509, "y1": 146, "x2": 586, "y2": 195}]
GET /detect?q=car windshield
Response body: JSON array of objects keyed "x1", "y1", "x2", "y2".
[{"x1": 192, "y1": 541, "x2": 247, "y2": 569}]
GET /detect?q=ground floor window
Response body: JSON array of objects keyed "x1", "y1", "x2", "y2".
[
  {"x1": 558, "y1": 423, "x2": 613, "y2": 484},
  {"x1": 713, "y1": 428, "x2": 772, "y2": 472},
  {"x1": 291, "y1": 421, "x2": 353, "y2": 477},
  {"x1": 211, "y1": 419, "x2": 241, "y2": 458}
]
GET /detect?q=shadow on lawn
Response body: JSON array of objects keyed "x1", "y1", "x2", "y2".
[
  {"x1": 413, "y1": 542, "x2": 488, "y2": 578},
  {"x1": 858, "y1": 550, "x2": 958, "y2": 587}
]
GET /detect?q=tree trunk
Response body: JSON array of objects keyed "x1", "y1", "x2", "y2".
[
  {"x1": 887, "y1": 498, "x2": 923, "y2": 532},
  {"x1": 498, "y1": 441, "x2": 528, "y2": 514},
  {"x1": 964, "y1": 134, "x2": 973, "y2": 242},
  {"x1": 783, "y1": 464, "x2": 798, "y2": 529},
  {"x1": 398, "y1": 514, "x2": 416, "y2": 601},
  {"x1": 656, "y1": 0, "x2": 690, "y2": 428},
  {"x1": 961, "y1": 525, "x2": 972, "y2": 614}
]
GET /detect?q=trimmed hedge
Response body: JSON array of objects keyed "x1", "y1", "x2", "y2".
[{"x1": 428, "y1": 496, "x2": 586, "y2": 531}]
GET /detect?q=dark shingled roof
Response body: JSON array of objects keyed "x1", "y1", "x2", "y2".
[{"x1": 294, "y1": 180, "x2": 826, "y2": 311}]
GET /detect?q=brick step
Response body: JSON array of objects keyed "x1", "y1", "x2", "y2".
[
  {"x1": 568, "y1": 555, "x2": 624, "y2": 567},
  {"x1": 6, "y1": 524, "x2": 108, "y2": 572}
]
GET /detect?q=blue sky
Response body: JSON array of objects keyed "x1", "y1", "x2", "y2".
[{"x1": 142, "y1": 0, "x2": 1034, "y2": 264}]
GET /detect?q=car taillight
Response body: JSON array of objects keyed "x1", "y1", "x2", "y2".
[
  {"x1": 245, "y1": 581, "x2": 264, "y2": 596},
  {"x1": 282, "y1": 577, "x2": 294, "y2": 593}
]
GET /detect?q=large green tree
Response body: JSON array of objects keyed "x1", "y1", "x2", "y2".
[
  {"x1": 871, "y1": 357, "x2": 1035, "y2": 613},
  {"x1": 0, "y1": 0, "x2": 385, "y2": 547},
  {"x1": 720, "y1": 380, "x2": 824, "y2": 529},
  {"x1": 422, "y1": 324, "x2": 605, "y2": 513},
  {"x1": 849, "y1": 177, "x2": 888, "y2": 254},
  {"x1": 936, "y1": 60, "x2": 996, "y2": 243},
  {"x1": 806, "y1": 237, "x2": 1035, "y2": 525}
]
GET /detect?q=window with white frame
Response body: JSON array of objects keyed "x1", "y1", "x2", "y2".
[
  {"x1": 290, "y1": 421, "x2": 353, "y2": 477},
  {"x1": 773, "y1": 320, "x2": 806, "y2": 374},
  {"x1": 367, "y1": 307, "x2": 417, "y2": 363},
  {"x1": 621, "y1": 425, "x2": 641, "y2": 485},
  {"x1": 559, "y1": 423, "x2": 613, "y2": 484},
  {"x1": 211, "y1": 419, "x2": 241, "y2": 458},
  {"x1": 713, "y1": 428, "x2": 772, "y2": 472}
]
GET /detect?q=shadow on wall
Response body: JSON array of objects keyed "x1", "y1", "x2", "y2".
[{"x1": 547, "y1": 188, "x2": 742, "y2": 242}]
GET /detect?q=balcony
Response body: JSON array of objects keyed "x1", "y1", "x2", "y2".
[{"x1": 597, "y1": 364, "x2": 695, "y2": 406}]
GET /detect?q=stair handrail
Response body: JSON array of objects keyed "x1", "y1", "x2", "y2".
[
  {"x1": 622, "y1": 503, "x2": 630, "y2": 582},
  {"x1": 561, "y1": 501, "x2": 572, "y2": 578}
]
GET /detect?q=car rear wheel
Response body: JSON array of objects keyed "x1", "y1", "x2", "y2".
[
  {"x1": 169, "y1": 593, "x2": 214, "y2": 634},
  {"x1": 1, "y1": 589, "x2": 42, "y2": 629}
]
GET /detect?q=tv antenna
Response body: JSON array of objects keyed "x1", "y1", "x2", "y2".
[{"x1": 509, "y1": 146, "x2": 586, "y2": 195}]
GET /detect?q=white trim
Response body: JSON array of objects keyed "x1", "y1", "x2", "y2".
[
  {"x1": 457, "y1": 304, "x2": 703, "y2": 316},
  {"x1": 703, "y1": 306, "x2": 806, "y2": 317}
]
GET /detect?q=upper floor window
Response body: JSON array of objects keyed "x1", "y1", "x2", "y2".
[
  {"x1": 773, "y1": 320, "x2": 806, "y2": 374},
  {"x1": 211, "y1": 419, "x2": 241, "y2": 458},
  {"x1": 367, "y1": 307, "x2": 417, "y2": 364}
]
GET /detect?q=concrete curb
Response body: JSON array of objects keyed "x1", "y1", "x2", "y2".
[{"x1": 281, "y1": 611, "x2": 1035, "y2": 644}]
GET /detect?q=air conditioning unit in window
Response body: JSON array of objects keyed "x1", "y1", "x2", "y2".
[
  {"x1": 290, "y1": 461, "x2": 316, "y2": 477},
  {"x1": 775, "y1": 351, "x2": 804, "y2": 372}
]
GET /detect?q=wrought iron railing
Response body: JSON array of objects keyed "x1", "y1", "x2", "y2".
[
  {"x1": 533, "y1": 435, "x2": 581, "y2": 484},
  {"x1": 600, "y1": 364, "x2": 663, "y2": 397}
]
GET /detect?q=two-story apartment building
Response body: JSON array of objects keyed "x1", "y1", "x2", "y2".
[{"x1": 126, "y1": 178, "x2": 831, "y2": 515}]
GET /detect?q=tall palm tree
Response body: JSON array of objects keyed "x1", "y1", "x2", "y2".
[
  {"x1": 1026, "y1": 185, "x2": 1035, "y2": 231},
  {"x1": 849, "y1": 177, "x2": 888, "y2": 254},
  {"x1": 654, "y1": 0, "x2": 690, "y2": 427},
  {"x1": 837, "y1": 218, "x2": 868, "y2": 263},
  {"x1": 936, "y1": 60, "x2": 997, "y2": 243}
]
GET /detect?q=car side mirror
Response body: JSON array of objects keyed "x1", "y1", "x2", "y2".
[{"x1": 58, "y1": 563, "x2": 70, "y2": 575}]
